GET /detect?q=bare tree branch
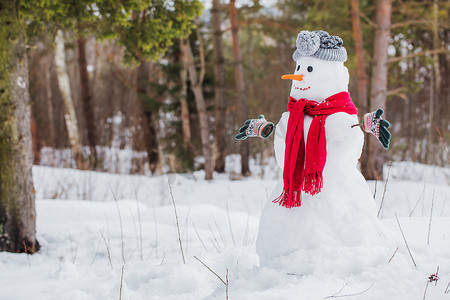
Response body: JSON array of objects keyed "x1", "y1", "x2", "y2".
[{"x1": 389, "y1": 49, "x2": 450, "y2": 63}]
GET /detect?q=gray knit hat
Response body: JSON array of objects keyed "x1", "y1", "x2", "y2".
[{"x1": 292, "y1": 30, "x2": 347, "y2": 62}]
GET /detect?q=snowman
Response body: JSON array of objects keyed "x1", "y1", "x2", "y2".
[{"x1": 235, "y1": 30, "x2": 392, "y2": 272}]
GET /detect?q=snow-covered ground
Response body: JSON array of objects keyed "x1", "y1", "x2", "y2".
[{"x1": 1, "y1": 159, "x2": 449, "y2": 299}]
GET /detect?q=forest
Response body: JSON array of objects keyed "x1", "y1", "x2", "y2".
[
  {"x1": 0, "y1": 0, "x2": 450, "y2": 298},
  {"x1": 24, "y1": 0, "x2": 449, "y2": 178}
]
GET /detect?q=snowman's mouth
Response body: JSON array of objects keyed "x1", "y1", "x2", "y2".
[{"x1": 294, "y1": 86, "x2": 311, "y2": 91}]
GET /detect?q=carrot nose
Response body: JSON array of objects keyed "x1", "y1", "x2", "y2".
[{"x1": 281, "y1": 74, "x2": 303, "y2": 82}]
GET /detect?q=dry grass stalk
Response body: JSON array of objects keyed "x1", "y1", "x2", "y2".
[
  {"x1": 226, "y1": 200, "x2": 236, "y2": 247},
  {"x1": 325, "y1": 283, "x2": 346, "y2": 298},
  {"x1": 409, "y1": 182, "x2": 426, "y2": 217},
  {"x1": 427, "y1": 190, "x2": 435, "y2": 245},
  {"x1": 192, "y1": 223, "x2": 208, "y2": 251},
  {"x1": 110, "y1": 186, "x2": 125, "y2": 264},
  {"x1": 395, "y1": 213, "x2": 417, "y2": 267},
  {"x1": 119, "y1": 265, "x2": 124, "y2": 300},
  {"x1": 160, "y1": 250, "x2": 168, "y2": 265},
  {"x1": 324, "y1": 283, "x2": 374, "y2": 299},
  {"x1": 70, "y1": 233, "x2": 81, "y2": 264},
  {"x1": 133, "y1": 184, "x2": 143, "y2": 260},
  {"x1": 377, "y1": 163, "x2": 392, "y2": 218},
  {"x1": 90, "y1": 236, "x2": 102, "y2": 266},
  {"x1": 152, "y1": 205, "x2": 158, "y2": 258},
  {"x1": 388, "y1": 247, "x2": 399, "y2": 263},
  {"x1": 373, "y1": 171, "x2": 379, "y2": 199},
  {"x1": 208, "y1": 223, "x2": 222, "y2": 252},
  {"x1": 100, "y1": 230, "x2": 113, "y2": 270},
  {"x1": 211, "y1": 213, "x2": 226, "y2": 247},
  {"x1": 182, "y1": 207, "x2": 191, "y2": 254},
  {"x1": 226, "y1": 269, "x2": 229, "y2": 300},
  {"x1": 286, "y1": 273, "x2": 304, "y2": 277},
  {"x1": 194, "y1": 256, "x2": 226, "y2": 285},
  {"x1": 168, "y1": 178, "x2": 185, "y2": 264},
  {"x1": 208, "y1": 237, "x2": 221, "y2": 254}
]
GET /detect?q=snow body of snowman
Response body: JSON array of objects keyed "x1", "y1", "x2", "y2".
[{"x1": 236, "y1": 30, "x2": 391, "y2": 273}]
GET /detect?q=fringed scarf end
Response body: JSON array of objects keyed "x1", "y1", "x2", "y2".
[
  {"x1": 303, "y1": 172, "x2": 323, "y2": 195},
  {"x1": 272, "y1": 189, "x2": 302, "y2": 208}
]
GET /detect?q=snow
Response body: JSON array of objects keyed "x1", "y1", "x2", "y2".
[{"x1": 1, "y1": 161, "x2": 449, "y2": 299}]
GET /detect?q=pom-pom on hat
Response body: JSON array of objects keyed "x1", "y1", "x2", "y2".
[{"x1": 293, "y1": 30, "x2": 347, "y2": 62}]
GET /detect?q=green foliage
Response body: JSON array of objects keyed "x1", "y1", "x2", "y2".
[{"x1": 19, "y1": 0, "x2": 203, "y2": 62}]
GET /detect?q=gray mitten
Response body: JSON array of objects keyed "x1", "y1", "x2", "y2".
[
  {"x1": 363, "y1": 108, "x2": 391, "y2": 149},
  {"x1": 235, "y1": 115, "x2": 275, "y2": 140}
]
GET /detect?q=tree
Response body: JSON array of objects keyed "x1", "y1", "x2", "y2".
[
  {"x1": 181, "y1": 37, "x2": 214, "y2": 180},
  {"x1": 54, "y1": 30, "x2": 85, "y2": 170},
  {"x1": 350, "y1": 0, "x2": 368, "y2": 113},
  {"x1": 211, "y1": 0, "x2": 227, "y2": 173},
  {"x1": 363, "y1": 0, "x2": 392, "y2": 180},
  {"x1": 136, "y1": 60, "x2": 161, "y2": 174},
  {"x1": 0, "y1": 1, "x2": 39, "y2": 253},
  {"x1": 229, "y1": 0, "x2": 250, "y2": 176},
  {"x1": 77, "y1": 35, "x2": 98, "y2": 168},
  {"x1": 179, "y1": 39, "x2": 194, "y2": 156}
]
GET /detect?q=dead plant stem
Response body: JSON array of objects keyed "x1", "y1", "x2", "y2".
[
  {"x1": 395, "y1": 213, "x2": 417, "y2": 267},
  {"x1": 134, "y1": 184, "x2": 143, "y2": 260},
  {"x1": 324, "y1": 283, "x2": 374, "y2": 299},
  {"x1": 110, "y1": 185, "x2": 125, "y2": 264},
  {"x1": 194, "y1": 256, "x2": 226, "y2": 285},
  {"x1": 168, "y1": 178, "x2": 185, "y2": 264},
  {"x1": 119, "y1": 265, "x2": 124, "y2": 300},
  {"x1": 100, "y1": 230, "x2": 113, "y2": 270},
  {"x1": 388, "y1": 247, "x2": 399, "y2": 263},
  {"x1": 226, "y1": 200, "x2": 236, "y2": 247},
  {"x1": 427, "y1": 190, "x2": 435, "y2": 245},
  {"x1": 377, "y1": 163, "x2": 392, "y2": 218}
]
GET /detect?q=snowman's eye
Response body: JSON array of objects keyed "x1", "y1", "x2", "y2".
[
  {"x1": 307, "y1": 66, "x2": 313, "y2": 72},
  {"x1": 296, "y1": 65, "x2": 300, "y2": 71}
]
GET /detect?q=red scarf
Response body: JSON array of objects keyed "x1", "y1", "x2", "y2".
[{"x1": 273, "y1": 91, "x2": 357, "y2": 208}]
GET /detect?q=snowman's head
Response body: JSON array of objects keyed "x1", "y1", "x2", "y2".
[{"x1": 283, "y1": 30, "x2": 349, "y2": 102}]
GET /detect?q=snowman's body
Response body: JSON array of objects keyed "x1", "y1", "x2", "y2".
[{"x1": 256, "y1": 55, "x2": 385, "y2": 271}]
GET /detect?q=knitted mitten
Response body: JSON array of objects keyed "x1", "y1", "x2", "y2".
[
  {"x1": 235, "y1": 115, "x2": 275, "y2": 140},
  {"x1": 363, "y1": 108, "x2": 391, "y2": 149}
]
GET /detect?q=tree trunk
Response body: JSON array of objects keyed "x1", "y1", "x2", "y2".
[
  {"x1": 0, "y1": 5, "x2": 39, "y2": 253},
  {"x1": 45, "y1": 52, "x2": 55, "y2": 147},
  {"x1": 426, "y1": 0, "x2": 440, "y2": 164},
  {"x1": 182, "y1": 39, "x2": 214, "y2": 180},
  {"x1": 179, "y1": 40, "x2": 194, "y2": 155},
  {"x1": 350, "y1": 0, "x2": 368, "y2": 111},
  {"x1": 137, "y1": 61, "x2": 161, "y2": 174},
  {"x1": 30, "y1": 109, "x2": 41, "y2": 165},
  {"x1": 212, "y1": 0, "x2": 227, "y2": 173},
  {"x1": 351, "y1": 0, "x2": 370, "y2": 174},
  {"x1": 77, "y1": 36, "x2": 98, "y2": 169},
  {"x1": 229, "y1": 0, "x2": 250, "y2": 176},
  {"x1": 363, "y1": 0, "x2": 392, "y2": 180},
  {"x1": 54, "y1": 30, "x2": 84, "y2": 170}
]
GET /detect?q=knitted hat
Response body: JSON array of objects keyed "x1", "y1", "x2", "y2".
[{"x1": 292, "y1": 30, "x2": 347, "y2": 62}]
